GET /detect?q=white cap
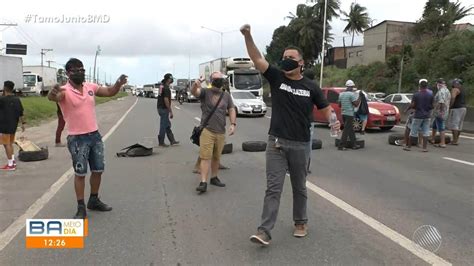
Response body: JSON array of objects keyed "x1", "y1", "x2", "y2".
[
  {"x1": 345, "y1": 80, "x2": 355, "y2": 87},
  {"x1": 419, "y1": 78, "x2": 428, "y2": 84}
]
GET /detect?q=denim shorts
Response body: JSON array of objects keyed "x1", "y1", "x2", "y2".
[
  {"x1": 67, "y1": 131, "x2": 105, "y2": 176},
  {"x1": 432, "y1": 117, "x2": 446, "y2": 132},
  {"x1": 410, "y1": 118, "x2": 431, "y2": 137}
]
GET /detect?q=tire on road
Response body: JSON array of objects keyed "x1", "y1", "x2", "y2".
[
  {"x1": 312, "y1": 139, "x2": 322, "y2": 150},
  {"x1": 388, "y1": 133, "x2": 404, "y2": 145},
  {"x1": 242, "y1": 141, "x2": 267, "y2": 152},
  {"x1": 221, "y1": 143, "x2": 233, "y2": 154},
  {"x1": 18, "y1": 147, "x2": 49, "y2": 162},
  {"x1": 434, "y1": 135, "x2": 451, "y2": 144},
  {"x1": 335, "y1": 138, "x2": 365, "y2": 148}
]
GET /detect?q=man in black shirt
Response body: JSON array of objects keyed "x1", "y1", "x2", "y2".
[
  {"x1": 157, "y1": 73, "x2": 179, "y2": 147},
  {"x1": 241, "y1": 24, "x2": 340, "y2": 246},
  {"x1": 0, "y1": 81, "x2": 25, "y2": 171}
]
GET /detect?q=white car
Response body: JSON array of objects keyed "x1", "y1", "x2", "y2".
[
  {"x1": 383, "y1": 93, "x2": 413, "y2": 104},
  {"x1": 171, "y1": 89, "x2": 177, "y2": 100},
  {"x1": 231, "y1": 91, "x2": 267, "y2": 117}
]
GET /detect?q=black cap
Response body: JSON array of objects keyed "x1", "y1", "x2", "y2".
[
  {"x1": 436, "y1": 78, "x2": 446, "y2": 84},
  {"x1": 164, "y1": 73, "x2": 173, "y2": 80},
  {"x1": 452, "y1": 78, "x2": 462, "y2": 85}
]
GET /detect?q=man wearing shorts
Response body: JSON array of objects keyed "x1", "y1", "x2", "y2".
[
  {"x1": 404, "y1": 79, "x2": 433, "y2": 152},
  {"x1": 448, "y1": 79, "x2": 466, "y2": 145},
  {"x1": 191, "y1": 72, "x2": 236, "y2": 193},
  {"x1": 0, "y1": 81, "x2": 25, "y2": 171},
  {"x1": 431, "y1": 79, "x2": 451, "y2": 147},
  {"x1": 48, "y1": 58, "x2": 128, "y2": 219}
]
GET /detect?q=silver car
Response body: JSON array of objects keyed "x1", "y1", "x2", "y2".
[{"x1": 231, "y1": 91, "x2": 267, "y2": 117}]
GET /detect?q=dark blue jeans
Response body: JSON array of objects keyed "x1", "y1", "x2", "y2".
[{"x1": 158, "y1": 108, "x2": 175, "y2": 144}]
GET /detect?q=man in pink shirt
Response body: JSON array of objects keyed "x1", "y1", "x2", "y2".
[{"x1": 48, "y1": 58, "x2": 127, "y2": 219}]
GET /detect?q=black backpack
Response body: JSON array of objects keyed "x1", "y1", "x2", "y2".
[
  {"x1": 357, "y1": 92, "x2": 369, "y2": 115},
  {"x1": 116, "y1": 144, "x2": 153, "y2": 157}
]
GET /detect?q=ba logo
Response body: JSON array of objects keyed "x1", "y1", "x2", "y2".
[
  {"x1": 26, "y1": 219, "x2": 88, "y2": 249},
  {"x1": 88, "y1": 90, "x2": 94, "y2": 96}
]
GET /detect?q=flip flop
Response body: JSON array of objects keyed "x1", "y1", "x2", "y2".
[
  {"x1": 403, "y1": 147, "x2": 411, "y2": 151},
  {"x1": 434, "y1": 144, "x2": 446, "y2": 148},
  {"x1": 422, "y1": 149, "x2": 428, "y2": 152}
]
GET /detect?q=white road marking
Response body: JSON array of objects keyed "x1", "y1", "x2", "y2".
[
  {"x1": 0, "y1": 98, "x2": 139, "y2": 252},
  {"x1": 442, "y1": 157, "x2": 474, "y2": 166},
  {"x1": 394, "y1": 125, "x2": 474, "y2": 140},
  {"x1": 265, "y1": 116, "x2": 271, "y2": 119},
  {"x1": 194, "y1": 117, "x2": 201, "y2": 122},
  {"x1": 174, "y1": 106, "x2": 181, "y2": 110},
  {"x1": 306, "y1": 181, "x2": 452, "y2": 266}
]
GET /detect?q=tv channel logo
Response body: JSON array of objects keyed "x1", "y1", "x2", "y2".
[{"x1": 26, "y1": 219, "x2": 88, "y2": 249}]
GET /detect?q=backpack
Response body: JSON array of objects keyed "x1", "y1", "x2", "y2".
[
  {"x1": 357, "y1": 92, "x2": 369, "y2": 115},
  {"x1": 116, "y1": 144, "x2": 153, "y2": 157}
]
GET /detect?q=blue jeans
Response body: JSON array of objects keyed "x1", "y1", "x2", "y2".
[
  {"x1": 410, "y1": 118, "x2": 430, "y2": 137},
  {"x1": 67, "y1": 131, "x2": 105, "y2": 177},
  {"x1": 432, "y1": 117, "x2": 446, "y2": 132},
  {"x1": 158, "y1": 108, "x2": 175, "y2": 144}
]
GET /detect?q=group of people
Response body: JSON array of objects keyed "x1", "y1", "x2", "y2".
[
  {"x1": 402, "y1": 78, "x2": 466, "y2": 152},
  {"x1": 10, "y1": 22, "x2": 467, "y2": 249}
]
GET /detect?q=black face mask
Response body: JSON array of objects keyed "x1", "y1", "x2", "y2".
[
  {"x1": 70, "y1": 73, "x2": 85, "y2": 85},
  {"x1": 211, "y1": 78, "x2": 225, "y2": 88},
  {"x1": 280, "y1": 58, "x2": 300, "y2": 71}
]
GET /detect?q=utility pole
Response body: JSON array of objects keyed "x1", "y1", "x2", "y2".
[
  {"x1": 93, "y1": 45, "x2": 101, "y2": 83},
  {"x1": 319, "y1": 0, "x2": 328, "y2": 87},
  {"x1": 41, "y1": 48, "x2": 53, "y2": 67},
  {"x1": 46, "y1": 60, "x2": 55, "y2": 67}
]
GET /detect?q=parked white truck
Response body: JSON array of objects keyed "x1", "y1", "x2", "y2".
[
  {"x1": 22, "y1": 66, "x2": 58, "y2": 96},
  {"x1": 0, "y1": 55, "x2": 23, "y2": 93},
  {"x1": 199, "y1": 57, "x2": 263, "y2": 99}
]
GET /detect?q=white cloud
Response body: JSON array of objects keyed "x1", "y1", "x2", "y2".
[{"x1": 1, "y1": 0, "x2": 472, "y2": 84}]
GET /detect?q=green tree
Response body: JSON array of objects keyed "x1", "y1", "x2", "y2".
[
  {"x1": 413, "y1": 0, "x2": 473, "y2": 38},
  {"x1": 342, "y1": 3, "x2": 371, "y2": 46}
]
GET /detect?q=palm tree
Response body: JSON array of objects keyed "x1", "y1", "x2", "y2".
[
  {"x1": 342, "y1": 3, "x2": 371, "y2": 46},
  {"x1": 309, "y1": 0, "x2": 341, "y2": 22}
]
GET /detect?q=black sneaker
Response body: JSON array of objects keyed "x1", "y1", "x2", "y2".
[
  {"x1": 351, "y1": 145, "x2": 361, "y2": 150},
  {"x1": 196, "y1": 182, "x2": 207, "y2": 193},
  {"x1": 87, "y1": 197, "x2": 113, "y2": 211},
  {"x1": 74, "y1": 205, "x2": 87, "y2": 219},
  {"x1": 170, "y1": 141, "x2": 180, "y2": 146},
  {"x1": 210, "y1": 177, "x2": 225, "y2": 187},
  {"x1": 338, "y1": 147, "x2": 347, "y2": 151},
  {"x1": 250, "y1": 230, "x2": 270, "y2": 246},
  {"x1": 360, "y1": 131, "x2": 365, "y2": 135},
  {"x1": 159, "y1": 143, "x2": 169, "y2": 147}
]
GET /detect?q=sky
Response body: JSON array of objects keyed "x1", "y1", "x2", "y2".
[{"x1": 1, "y1": 0, "x2": 473, "y2": 86}]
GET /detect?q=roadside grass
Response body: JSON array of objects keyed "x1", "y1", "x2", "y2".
[{"x1": 20, "y1": 92, "x2": 128, "y2": 126}]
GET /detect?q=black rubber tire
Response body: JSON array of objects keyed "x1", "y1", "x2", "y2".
[
  {"x1": 335, "y1": 138, "x2": 365, "y2": 148},
  {"x1": 242, "y1": 141, "x2": 267, "y2": 152},
  {"x1": 388, "y1": 133, "x2": 404, "y2": 145},
  {"x1": 312, "y1": 139, "x2": 322, "y2": 150},
  {"x1": 221, "y1": 143, "x2": 233, "y2": 154},
  {"x1": 18, "y1": 147, "x2": 49, "y2": 162},
  {"x1": 380, "y1": 126, "x2": 394, "y2": 131},
  {"x1": 434, "y1": 135, "x2": 451, "y2": 144}
]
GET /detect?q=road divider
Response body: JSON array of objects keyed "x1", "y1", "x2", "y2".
[
  {"x1": 305, "y1": 181, "x2": 452, "y2": 266},
  {"x1": 0, "y1": 98, "x2": 139, "y2": 252},
  {"x1": 442, "y1": 157, "x2": 474, "y2": 166}
]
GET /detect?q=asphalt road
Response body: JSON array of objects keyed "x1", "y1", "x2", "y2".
[{"x1": 0, "y1": 96, "x2": 473, "y2": 265}]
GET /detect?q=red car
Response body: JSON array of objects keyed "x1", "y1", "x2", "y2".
[{"x1": 313, "y1": 87, "x2": 401, "y2": 131}]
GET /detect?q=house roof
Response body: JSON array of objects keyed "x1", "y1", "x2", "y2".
[{"x1": 364, "y1": 20, "x2": 416, "y2": 32}]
